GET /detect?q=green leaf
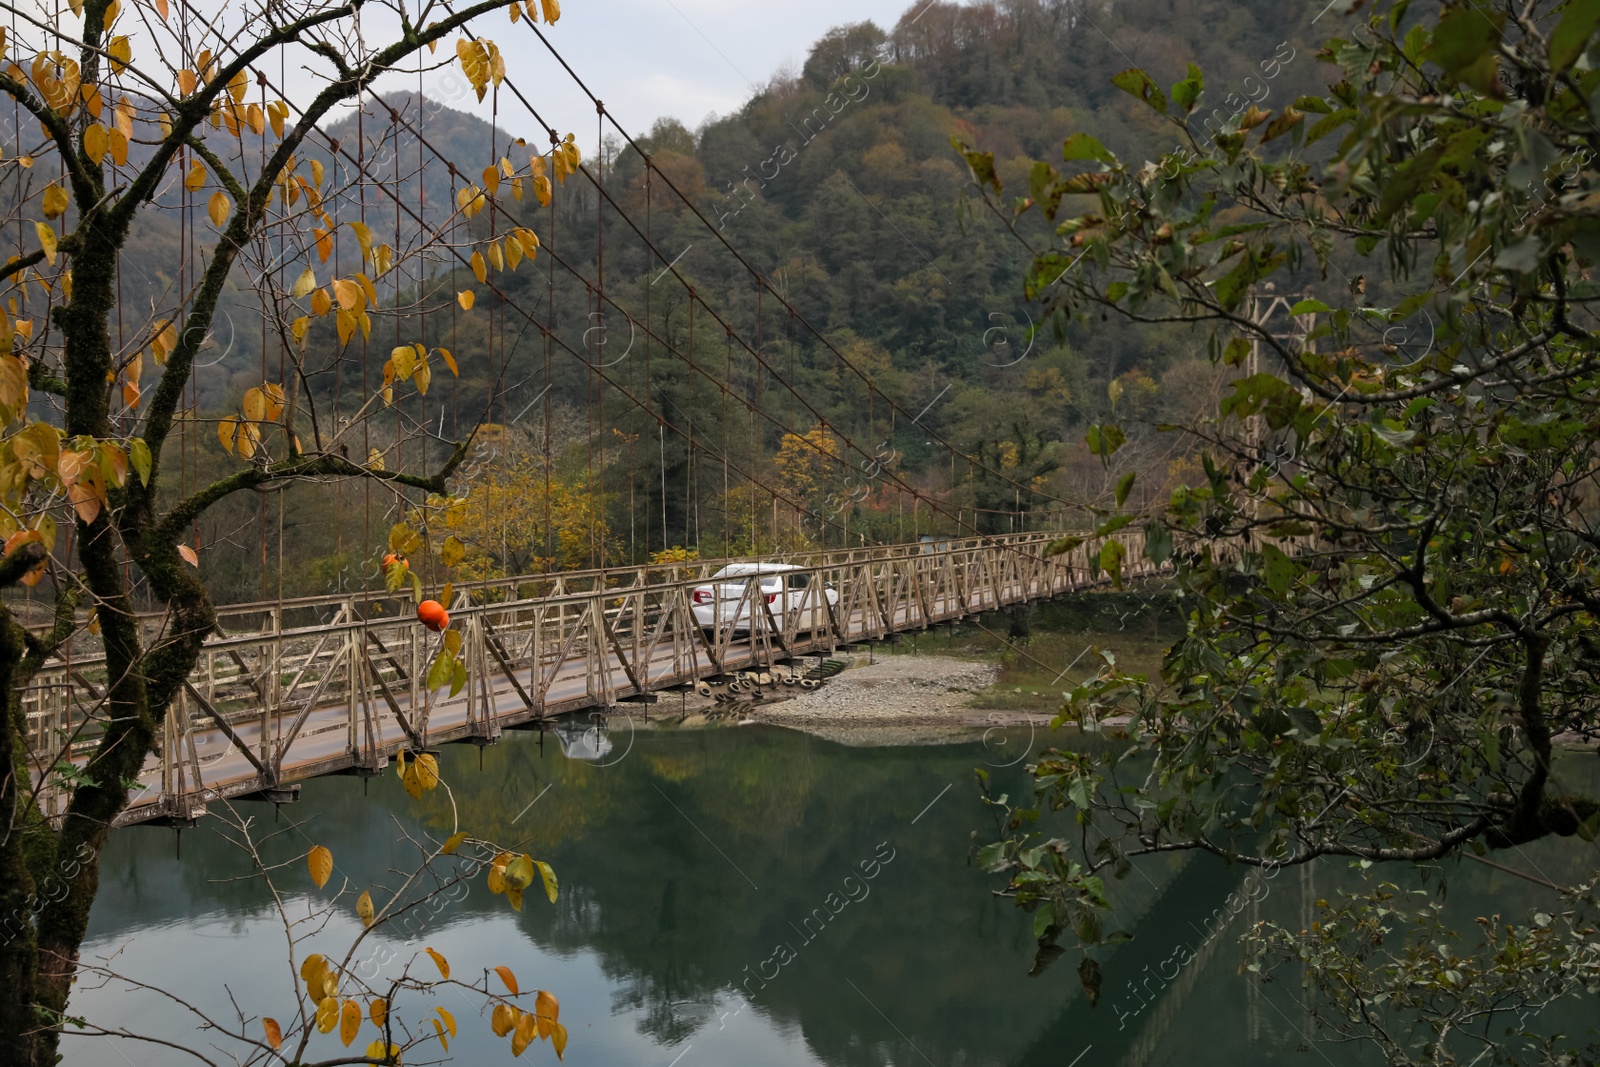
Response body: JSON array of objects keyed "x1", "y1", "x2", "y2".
[
  {"x1": 1099, "y1": 539, "x2": 1127, "y2": 589},
  {"x1": 1550, "y1": 0, "x2": 1600, "y2": 72},
  {"x1": 1170, "y1": 63, "x2": 1203, "y2": 113},
  {"x1": 952, "y1": 138, "x2": 1001, "y2": 194},
  {"x1": 1144, "y1": 523, "x2": 1172, "y2": 566},
  {"x1": 1086, "y1": 423, "x2": 1126, "y2": 457},
  {"x1": 1115, "y1": 471, "x2": 1136, "y2": 507},
  {"x1": 1110, "y1": 68, "x2": 1167, "y2": 114},
  {"x1": 1096, "y1": 514, "x2": 1136, "y2": 537},
  {"x1": 1046, "y1": 535, "x2": 1086, "y2": 557},
  {"x1": 1062, "y1": 132, "x2": 1116, "y2": 164},
  {"x1": 426, "y1": 650, "x2": 455, "y2": 691},
  {"x1": 1424, "y1": 7, "x2": 1505, "y2": 95},
  {"x1": 1261, "y1": 543, "x2": 1295, "y2": 595},
  {"x1": 1289, "y1": 299, "x2": 1331, "y2": 315},
  {"x1": 128, "y1": 438, "x2": 152, "y2": 486}
]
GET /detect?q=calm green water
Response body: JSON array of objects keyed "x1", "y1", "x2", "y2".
[{"x1": 71, "y1": 721, "x2": 1598, "y2": 1067}]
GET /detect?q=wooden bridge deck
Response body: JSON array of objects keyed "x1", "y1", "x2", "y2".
[{"x1": 23, "y1": 530, "x2": 1161, "y2": 827}]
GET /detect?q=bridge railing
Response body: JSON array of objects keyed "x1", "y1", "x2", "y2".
[{"x1": 24, "y1": 529, "x2": 1176, "y2": 825}]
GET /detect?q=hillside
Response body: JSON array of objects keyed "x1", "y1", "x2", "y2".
[{"x1": 10, "y1": 0, "x2": 1340, "y2": 601}]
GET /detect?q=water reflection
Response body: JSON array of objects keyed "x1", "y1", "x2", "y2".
[{"x1": 74, "y1": 723, "x2": 1599, "y2": 1067}]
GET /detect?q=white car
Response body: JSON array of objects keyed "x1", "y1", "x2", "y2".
[{"x1": 689, "y1": 563, "x2": 837, "y2": 635}]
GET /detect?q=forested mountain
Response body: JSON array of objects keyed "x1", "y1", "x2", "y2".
[{"x1": 37, "y1": 0, "x2": 1336, "y2": 602}]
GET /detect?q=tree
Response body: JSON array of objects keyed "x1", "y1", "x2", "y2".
[
  {"x1": 962, "y1": 1, "x2": 1600, "y2": 1061},
  {"x1": 437, "y1": 421, "x2": 619, "y2": 580},
  {"x1": 0, "y1": 1, "x2": 578, "y2": 1062}
]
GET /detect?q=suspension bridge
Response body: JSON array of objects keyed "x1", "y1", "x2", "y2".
[{"x1": 24, "y1": 530, "x2": 1167, "y2": 828}]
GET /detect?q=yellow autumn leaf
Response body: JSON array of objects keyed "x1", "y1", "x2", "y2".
[
  {"x1": 335, "y1": 309, "x2": 356, "y2": 346},
  {"x1": 184, "y1": 158, "x2": 206, "y2": 191},
  {"x1": 316, "y1": 997, "x2": 339, "y2": 1034},
  {"x1": 291, "y1": 267, "x2": 316, "y2": 298},
  {"x1": 109, "y1": 128, "x2": 128, "y2": 166},
  {"x1": 494, "y1": 965, "x2": 519, "y2": 995},
  {"x1": 348, "y1": 220, "x2": 374, "y2": 266},
  {"x1": 35, "y1": 223, "x2": 57, "y2": 266},
  {"x1": 491, "y1": 1003, "x2": 518, "y2": 1037},
  {"x1": 41, "y1": 183, "x2": 69, "y2": 219},
  {"x1": 457, "y1": 290, "x2": 475, "y2": 311},
  {"x1": 242, "y1": 386, "x2": 265, "y2": 423},
  {"x1": 534, "y1": 859, "x2": 559, "y2": 903},
  {"x1": 356, "y1": 889, "x2": 375, "y2": 927},
  {"x1": 217, "y1": 415, "x2": 239, "y2": 455},
  {"x1": 487, "y1": 240, "x2": 505, "y2": 271},
  {"x1": 535, "y1": 989, "x2": 560, "y2": 1027},
  {"x1": 86, "y1": 123, "x2": 110, "y2": 165},
  {"x1": 108, "y1": 35, "x2": 131, "y2": 73},
  {"x1": 438, "y1": 348, "x2": 459, "y2": 376},
  {"x1": 436, "y1": 1007, "x2": 456, "y2": 1038},
  {"x1": 262, "y1": 382, "x2": 286, "y2": 421},
  {"x1": 369, "y1": 998, "x2": 387, "y2": 1028},
  {"x1": 540, "y1": 0, "x2": 560, "y2": 23},
  {"x1": 482, "y1": 165, "x2": 500, "y2": 193},
  {"x1": 237, "y1": 420, "x2": 260, "y2": 460},
  {"x1": 511, "y1": 1011, "x2": 538, "y2": 1057},
  {"x1": 299, "y1": 954, "x2": 326, "y2": 986},
  {"x1": 311, "y1": 288, "x2": 332, "y2": 317},
  {"x1": 262, "y1": 1017, "x2": 282, "y2": 1049},
  {"x1": 551, "y1": 1021, "x2": 568, "y2": 1060},
  {"x1": 470, "y1": 251, "x2": 487, "y2": 283},
  {"x1": 414, "y1": 357, "x2": 432, "y2": 396},
  {"x1": 415, "y1": 753, "x2": 439, "y2": 791},
  {"x1": 365, "y1": 1040, "x2": 401, "y2": 1062},
  {"x1": 505, "y1": 884, "x2": 524, "y2": 912},
  {"x1": 339, "y1": 999, "x2": 361, "y2": 1047},
  {"x1": 151, "y1": 320, "x2": 177, "y2": 363},
  {"x1": 207, "y1": 191, "x2": 230, "y2": 227},
  {"x1": 307, "y1": 844, "x2": 333, "y2": 888},
  {"x1": 441, "y1": 831, "x2": 469, "y2": 855},
  {"x1": 504, "y1": 855, "x2": 534, "y2": 892},
  {"x1": 424, "y1": 947, "x2": 450, "y2": 980},
  {"x1": 332, "y1": 278, "x2": 362, "y2": 312}
]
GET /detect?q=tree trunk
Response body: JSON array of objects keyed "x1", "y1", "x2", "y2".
[
  {"x1": 0, "y1": 612, "x2": 43, "y2": 1067},
  {"x1": 23, "y1": 231, "x2": 156, "y2": 1067}
]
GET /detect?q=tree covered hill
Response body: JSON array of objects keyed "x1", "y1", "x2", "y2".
[{"x1": 11, "y1": 0, "x2": 1338, "y2": 601}]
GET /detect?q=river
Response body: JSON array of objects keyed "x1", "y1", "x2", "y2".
[{"x1": 69, "y1": 718, "x2": 1599, "y2": 1066}]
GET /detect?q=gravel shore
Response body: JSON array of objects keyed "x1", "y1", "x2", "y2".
[{"x1": 726, "y1": 652, "x2": 1054, "y2": 744}]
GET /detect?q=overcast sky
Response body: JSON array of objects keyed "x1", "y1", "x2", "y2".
[{"x1": 364, "y1": 0, "x2": 921, "y2": 146}]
